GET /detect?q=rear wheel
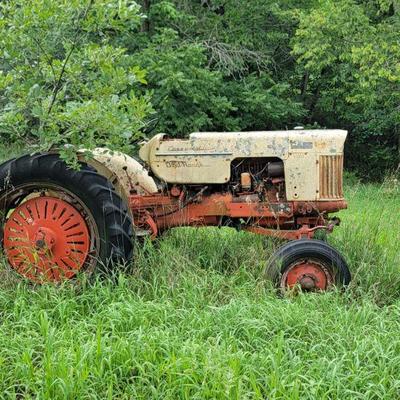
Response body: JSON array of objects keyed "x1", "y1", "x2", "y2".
[
  {"x1": 266, "y1": 239, "x2": 351, "y2": 293},
  {"x1": 0, "y1": 153, "x2": 133, "y2": 283}
]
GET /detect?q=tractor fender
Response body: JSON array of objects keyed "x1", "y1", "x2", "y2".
[{"x1": 77, "y1": 148, "x2": 158, "y2": 203}]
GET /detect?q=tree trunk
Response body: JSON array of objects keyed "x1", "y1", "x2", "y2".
[
  {"x1": 301, "y1": 72, "x2": 309, "y2": 97},
  {"x1": 141, "y1": 0, "x2": 150, "y2": 33}
]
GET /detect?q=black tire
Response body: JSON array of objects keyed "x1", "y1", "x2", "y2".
[
  {"x1": 0, "y1": 153, "x2": 133, "y2": 282},
  {"x1": 266, "y1": 239, "x2": 351, "y2": 292}
]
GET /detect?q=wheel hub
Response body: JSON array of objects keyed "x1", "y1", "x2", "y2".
[
  {"x1": 3, "y1": 196, "x2": 91, "y2": 282},
  {"x1": 34, "y1": 227, "x2": 56, "y2": 251},
  {"x1": 282, "y1": 260, "x2": 332, "y2": 291},
  {"x1": 298, "y1": 274, "x2": 317, "y2": 290}
]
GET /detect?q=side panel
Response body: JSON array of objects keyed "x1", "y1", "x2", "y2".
[
  {"x1": 139, "y1": 132, "x2": 290, "y2": 184},
  {"x1": 285, "y1": 133, "x2": 346, "y2": 201},
  {"x1": 284, "y1": 153, "x2": 318, "y2": 201}
]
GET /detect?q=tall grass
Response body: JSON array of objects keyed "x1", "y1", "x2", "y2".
[{"x1": 0, "y1": 171, "x2": 399, "y2": 398}]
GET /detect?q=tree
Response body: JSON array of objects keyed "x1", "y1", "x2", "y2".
[
  {"x1": 292, "y1": 0, "x2": 400, "y2": 176},
  {"x1": 133, "y1": 0, "x2": 307, "y2": 135},
  {"x1": 0, "y1": 0, "x2": 152, "y2": 162}
]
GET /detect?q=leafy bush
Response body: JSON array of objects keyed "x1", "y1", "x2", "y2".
[{"x1": 0, "y1": 0, "x2": 152, "y2": 161}]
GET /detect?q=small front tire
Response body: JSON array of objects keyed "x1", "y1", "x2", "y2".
[{"x1": 266, "y1": 239, "x2": 351, "y2": 292}]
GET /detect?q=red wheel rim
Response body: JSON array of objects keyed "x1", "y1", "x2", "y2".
[
  {"x1": 281, "y1": 259, "x2": 333, "y2": 291},
  {"x1": 3, "y1": 196, "x2": 90, "y2": 282}
]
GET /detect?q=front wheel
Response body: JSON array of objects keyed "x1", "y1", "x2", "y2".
[
  {"x1": 0, "y1": 153, "x2": 133, "y2": 283},
  {"x1": 266, "y1": 239, "x2": 351, "y2": 293}
]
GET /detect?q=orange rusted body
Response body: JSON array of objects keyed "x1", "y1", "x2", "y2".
[{"x1": 129, "y1": 190, "x2": 346, "y2": 240}]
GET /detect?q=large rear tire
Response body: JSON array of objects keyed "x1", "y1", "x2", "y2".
[
  {"x1": 266, "y1": 239, "x2": 351, "y2": 293},
  {"x1": 0, "y1": 153, "x2": 133, "y2": 283}
]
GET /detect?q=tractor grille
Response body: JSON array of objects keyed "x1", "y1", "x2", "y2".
[{"x1": 319, "y1": 155, "x2": 344, "y2": 199}]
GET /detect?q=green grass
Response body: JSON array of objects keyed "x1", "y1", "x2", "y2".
[{"x1": 0, "y1": 176, "x2": 399, "y2": 398}]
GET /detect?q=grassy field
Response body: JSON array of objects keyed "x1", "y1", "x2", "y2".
[{"x1": 0, "y1": 160, "x2": 399, "y2": 398}]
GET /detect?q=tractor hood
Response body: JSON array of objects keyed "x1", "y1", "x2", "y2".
[{"x1": 139, "y1": 130, "x2": 347, "y2": 190}]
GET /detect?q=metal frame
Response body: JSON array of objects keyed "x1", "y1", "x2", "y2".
[{"x1": 129, "y1": 190, "x2": 346, "y2": 240}]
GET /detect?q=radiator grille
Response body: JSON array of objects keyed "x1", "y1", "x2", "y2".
[{"x1": 319, "y1": 155, "x2": 344, "y2": 199}]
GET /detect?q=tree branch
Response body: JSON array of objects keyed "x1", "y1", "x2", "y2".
[
  {"x1": 47, "y1": 0, "x2": 94, "y2": 115},
  {"x1": 31, "y1": 36, "x2": 57, "y2": 83}
]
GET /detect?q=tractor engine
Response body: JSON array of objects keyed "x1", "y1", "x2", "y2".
[{"x1": 230, "y1": 157, "x2": 285, "y2": 201}]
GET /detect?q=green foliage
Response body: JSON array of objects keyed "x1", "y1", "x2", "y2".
[
  {"x1": 132, "y1": 28, "x2": 236, "y2": 134},
  {"x1": 0, "y1": 0, "x2": 152, "y2": 160},
  {"x1": 133, "y1": 0, "x2": 306, "y2": 136},
  {"x1": 292, "y1": 0, "x2": 400, "y2": 177},
  {"x1": 223, "y1": 75, "x2": 305, "y2": 130}
]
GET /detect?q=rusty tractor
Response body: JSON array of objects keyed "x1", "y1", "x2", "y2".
[{"x1": 0, "y1": 129, "x2": 351, "y2": 290}]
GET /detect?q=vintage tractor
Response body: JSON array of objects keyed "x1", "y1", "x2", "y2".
[{"x1": 0, "y1": 129, "x2": 351, "y2": 290}]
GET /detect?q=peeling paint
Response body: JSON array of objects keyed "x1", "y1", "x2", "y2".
[{"x1": 139, "y1": 130, "x2": 347, "y2": 201}]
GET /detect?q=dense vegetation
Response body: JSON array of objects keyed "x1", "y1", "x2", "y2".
[
  {"x1": 0, "y1": 172, "x2": 399, "y2": 398},
  {"x1": 0, "y1": 0, "x2": 399, "y2": 176}
]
